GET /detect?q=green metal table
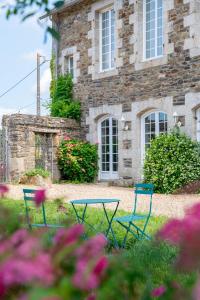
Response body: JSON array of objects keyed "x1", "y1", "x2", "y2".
[{"x1": 70, "y1": 198, "x2": 120, "y2": 247}]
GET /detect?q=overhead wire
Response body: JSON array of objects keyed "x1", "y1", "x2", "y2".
[{"x1": 0, "y1": 61, "x2": 47, "y2": 100}]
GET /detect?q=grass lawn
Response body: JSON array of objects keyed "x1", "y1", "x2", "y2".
[{"x1": 1, "y1": 197, "x2": 167, "y2": 247}]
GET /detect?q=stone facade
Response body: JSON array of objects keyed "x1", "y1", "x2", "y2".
[
  {"x1": 51, "y1": 0, "x2": 200, "y2": 183},
  {"x1": 2, "y1": 114, "x2": 81, "y2": 182}
]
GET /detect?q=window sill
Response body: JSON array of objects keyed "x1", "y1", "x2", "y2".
[
  {"x1": 91, "y1": 68, "x2": 118, "y2": 80},
  {"x1": 134, "y1": 55, "x2": 168, "y2": 71},
  {"x1": 142, "y1": 55, "x2": 164, "y2": 63}
]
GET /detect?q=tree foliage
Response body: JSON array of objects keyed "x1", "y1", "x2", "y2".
[{"x1": 2, "y1": 0, "x2": 65, "y2": 38}]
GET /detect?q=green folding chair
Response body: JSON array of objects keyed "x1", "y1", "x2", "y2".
[
  {"x1": 23, "y1": 189, "x2": 64, "y2": 229},
  {"x1": 114, "y1": 183, "x2": 154, "y2": 247}
]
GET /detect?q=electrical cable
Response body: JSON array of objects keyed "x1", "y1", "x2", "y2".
[{"x1": 0, "y1": 61, "x2": 46, "y2": 100}]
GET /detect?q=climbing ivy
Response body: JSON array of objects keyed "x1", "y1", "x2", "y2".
[{"x1": 48, "y1": 56, "x2": 81, "y2": 121}]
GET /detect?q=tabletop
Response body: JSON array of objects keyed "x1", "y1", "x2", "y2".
[{"x1": 70, "y1": 198, "x2": 120, "y2": 205}]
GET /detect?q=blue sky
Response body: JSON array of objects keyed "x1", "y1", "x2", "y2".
[{"x1": 0, "y1": 9, "x2": 52, "y2": 119}]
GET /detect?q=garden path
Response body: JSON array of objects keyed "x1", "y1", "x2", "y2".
[{"x1": 7, "y1": 183, "x2": 200, "y2": 219}]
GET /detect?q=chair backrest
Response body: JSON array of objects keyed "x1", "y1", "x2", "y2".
[
  {"x1": 132, "y1": 183, "x2": 154, "y2": 216},
  {"x1": 23, "y1": 189, "x2": 47, "y2": 227}
]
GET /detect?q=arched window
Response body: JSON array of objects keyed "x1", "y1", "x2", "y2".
[{"x1": 142, "y1": 111, "x2": 168, "y2": 158}]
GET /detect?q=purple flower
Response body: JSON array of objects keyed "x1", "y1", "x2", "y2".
[
  {"x1": 34, "y1": 189, "x2": 46, "y2": 207},
  {"x1": 151, "y1": 285, "x2": 166, "y2": 297},
  {"x1": 0, "y1": 184, "x2": 9, "y2": 198}
]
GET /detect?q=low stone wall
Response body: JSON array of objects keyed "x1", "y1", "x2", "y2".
[{"x1": 2, "y1": 114, "x2": 82, "y2": 183}]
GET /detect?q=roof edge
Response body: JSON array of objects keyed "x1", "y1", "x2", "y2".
[{"x1": 39, "y1": 0, "x2": 82, "y2": 20}]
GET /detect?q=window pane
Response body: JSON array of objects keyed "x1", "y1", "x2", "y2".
[
  {"x1": 144, "y1": 112, "x2": 167, "y2": 155},
  {"x1": 145, "y1": 0, "x2": 163, "y2": 59},
  {"x1": 101, "y1": 8, "x2": 115, "y2": 70}
]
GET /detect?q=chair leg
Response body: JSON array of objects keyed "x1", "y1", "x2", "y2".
[{"x1": 122, "y1": 222, "x2": 132, "y2": 248}]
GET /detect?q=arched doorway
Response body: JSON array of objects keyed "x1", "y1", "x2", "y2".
[{"x1": 98, "y1": 116, "x2": 119, "y2": 180}]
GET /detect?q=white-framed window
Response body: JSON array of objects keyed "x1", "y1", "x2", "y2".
[
  {"x1": 144, "y1": 0, "x2": 163, "y2": 60},
  {"x1": 141, "y1": 111, "x2": 168, "y2": 158},
  {"x1": 100, "y1": 7, "x2": 115, "y2": 72},
  {"x1": 67, "y1": 56, "x2": 74, "y2": 78}
]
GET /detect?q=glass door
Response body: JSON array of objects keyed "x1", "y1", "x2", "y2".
[{"x1": 99, "y1": 117, "x2": 118, "y2": 180}]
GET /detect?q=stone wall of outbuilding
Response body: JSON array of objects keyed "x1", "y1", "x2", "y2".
[{"x1": 2, "y1": 114, "x2": 82, "y2": 183}]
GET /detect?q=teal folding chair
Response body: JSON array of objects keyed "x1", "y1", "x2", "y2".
[
  {"x1": 114, "y1": 183, "x2": 154, "y2": 247},
  {"x1": 23, "y1": 189, "x2": 64, "y2": 229}
]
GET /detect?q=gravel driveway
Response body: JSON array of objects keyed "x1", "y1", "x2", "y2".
[{"x1": 7, "y1": 183, "x2": 200, "y2": 219}]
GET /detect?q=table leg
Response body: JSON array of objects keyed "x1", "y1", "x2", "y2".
[
  {"x1": 102, "y1": 202, "x2": 119, "y2": 248},
  {"x1": 71, "y1": 203, "x2": 88, "y2": 224}
]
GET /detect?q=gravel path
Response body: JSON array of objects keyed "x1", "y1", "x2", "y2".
[{"x1": 7, "y1": 183, "x2": 200, "y2": 219}]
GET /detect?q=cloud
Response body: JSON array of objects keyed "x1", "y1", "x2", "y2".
[
  {"x1": 32, "y1": 67, "x2": 51, "y2": 95},
  {"x1": 40, "y1": 68, "x2": 51, "y2": 94}
]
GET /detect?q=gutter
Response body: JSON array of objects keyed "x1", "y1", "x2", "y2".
[{"x1": 39, "y1": 0, "x2": 83, "y2": 19}]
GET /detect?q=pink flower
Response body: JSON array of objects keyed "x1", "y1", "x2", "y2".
[
  {"x1": 34, "y1": 189, "x2": 46, "y2": 207},
  {"x1": 63, "y1": 135, "x2": 71, "y2": 141},
  {"x1": 76, "y1": 234, "x2": 107, "y2": 258},
  {"x1": 53, "y1": 224, "x2": 84, "y2": 246},
  {"x1": 193, "y1": 278, "x2": 200, "y2": 300},
  {"x1": 87, "y1": 295, "x2": 96, "y2": 300},
  {"x1": 0, "y1": 273, "x2": 5, "y2": 297},
  {"x1": 1, "y1": 253, "x2": 54, "y2": 287},
  {"x1": 93, "y1": 256, "x2": 108, "y2": 276},
  {"x1": 157, "y1": 219, "x2": 183, "y2": 245},
  {"x1": 10, "y1": 229, "x2": 28, "y2": 246},
  {"x1": 186, "y1": 203, "x2": 200, "y2": 220},
  {"x1": 0, "y1": 184, "x2": 9, "y2": 198},
  {"x1": 72, "y1": 234, "x2": 108, "y2": 291},
  {"x1": 151, "y1": 285, "x2": 166, "y2": 297}
]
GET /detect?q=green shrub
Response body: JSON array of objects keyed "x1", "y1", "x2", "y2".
[
  {"x1": 25, "y1": 168, "x2": 50, "y2": 178},
  {"x1": 144, "y1": 132, "x2": 200, "y2": 193},
  {"x1": 50, "y1": 99, "x2": 81, "y2": 121},
  {"x1": 58, "y1": 139, "x2": 98, "y2": 183},
  {"x1": 49, "y1": 57, "x2": 81, "y2": 121}
]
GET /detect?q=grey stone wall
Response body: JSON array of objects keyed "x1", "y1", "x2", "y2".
[
  {"x1": 53, "y1": 0, "x2": 200, "y2": 115},
  {"x1": 2, "y1": 114, "x2": 81, "y2": 182}
]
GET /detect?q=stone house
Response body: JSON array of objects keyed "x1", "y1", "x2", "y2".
[{"x1": 47, "y1": 0, "x2": 200, "y2": 184}]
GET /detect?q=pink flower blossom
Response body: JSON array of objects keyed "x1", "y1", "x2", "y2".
[
  {"x1": 151, "y1": 285, "x2": 166, "y2": 297},
  {"x1": 193, "y1": 278, "x2": 200, "y2": 300},
  {"x1": 1, "y1": 253, "x2": 54, "y2": 287},
  {"x1": 93, "y1": 256, "x2": 108, "y2": 276},
  {"x1": 157, "y1": 219, "x2": 183, "y2": 245},
  {"x1": 53, "y1": 224, "x2": 84, "y2": 246},
  {"x1": 72, "y1": 236, "x2": 108, "y2": 291},
  {"x1": 34, "y1": 189, "x2": 46, "y2": 207},
  {"x1": 0, "y1": 274, "x2": 5, "y2": 297},
  {"x1": 0, "y1": 184, "x2": 9, "y2": 198},
  {"x1": 63, "y1": 135, "x2": 71, "y2": 141},
  {"x1": 87, "y1": 295, "x2": 96, "y2": 300},
  {"x1": 76, "y1": 234, "x2": 107, "y2": 258}
]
